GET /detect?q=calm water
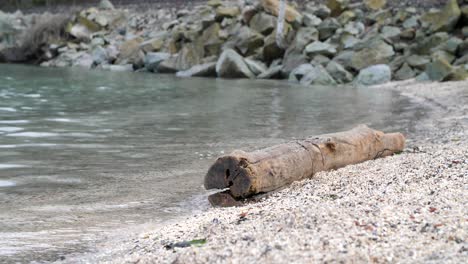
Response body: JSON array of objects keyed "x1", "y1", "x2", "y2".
[{"x1": 0, "y1": 64, "x2": 425, "y2": 263}]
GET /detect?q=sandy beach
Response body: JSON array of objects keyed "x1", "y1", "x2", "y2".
[{"x1": 60, "y1": 80, "x2": 467, "y2": 263}]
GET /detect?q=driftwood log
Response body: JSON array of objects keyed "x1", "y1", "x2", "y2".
[{"x1": 205, "y1": 125, "x2": 405, "y2": 207}]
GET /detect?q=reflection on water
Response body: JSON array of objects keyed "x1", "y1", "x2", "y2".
[{"x1": 0, "y1": 64, "x2": 426, "y2": 263}]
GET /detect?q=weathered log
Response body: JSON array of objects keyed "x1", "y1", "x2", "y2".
[{"x1": 204, "y1": 125, "x2": 405, "y2": 206}]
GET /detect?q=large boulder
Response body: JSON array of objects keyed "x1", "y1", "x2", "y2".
[
  {"x1": 116, "y1": 37, "x2": 144, "y2": 67},
  {"x1": 216, "y1": 49, "x2": 255, "y2": 78},
  {"x1": 176, "y1": 62, "x2": 217, "y2": 78},
  {"x1": 139, "y1": 35, "x2": 166, "y2": 53},
  {"x1": 260, "y1": 0, "x2": 302, "y2": 23},
  {"x1": 351, "y1": 37, "x2": 395, "y2": 70},
  {"x1": 287, "y1": 27, "x2": 319, "y2": 54},
  {"x1": 355, "y1": 64, "x2": 392, "y2": 85},
  {"x1": 420, "y1": 0, "x2": 461, "y2": 32},
  {"x1": 233, "y1": 26, "x2": 264, "y2": 56},
  {"x1": 300, "y1": 65, "x2": 337, "y2": 85},
  {"x1": 326, "y1": 61, "x2": 354, "y2": 83},
  {"x1": 201, "y1": 23, "x2": 223, "y2": 57},
  {"x1": 289, "y1": 63, "x2": 315, "y2": 82},
  {"x1": 249, "y1": 12, "x2": 276, "y2": 35},
  {"x1": 144, "y1": 52, "x2": 171, "y2": 72},
  {"x1": 425, "y1": 58, "x2": 453, "y2": 81},
  {"x1": 174, "y1": 43, "x2": 203, "y2": 71}
]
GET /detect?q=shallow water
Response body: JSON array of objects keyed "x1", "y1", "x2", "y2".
[{"x1": 0, "y1": 64, "x2": 426, "y2": 263}]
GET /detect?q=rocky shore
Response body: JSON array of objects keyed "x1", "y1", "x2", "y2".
[{"x1": 1, "y1": 0, "x2": 468, "y2": 85}]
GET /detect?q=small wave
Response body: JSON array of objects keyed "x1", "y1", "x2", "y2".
[
  {"x1": 0, "y1": 127, "x2": 24, "y2": 133},
  {"x1": 7, "y1": 132, "x2": 59, "y2": 138},
  {"x1": 0, "y1": 120, "x2": 30, "y2": 124},
  {"x1": 0, "y1": 164, "x2": 27, "y2": 169},
  {"x1": 0, "y1": 180, "x2": 16, "y2": 187},
  {"x1": 0, "y1": 107, "x2": 17, "y2": 112}
]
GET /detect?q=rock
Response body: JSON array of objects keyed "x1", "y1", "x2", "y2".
[
  {"x1": 446, "y1": 66, "x2": 468, "y2": 81},
  {"x1": 326, "y1": 61, "x2": 354, "y2": 83},
  {"x1": 260, "y1": 0, "x2": 302, "y2": 23},
  {"x1": 355, "y1": 64, "x2": 392, "y2": 85},
  {"x1": 406, "y1": 55, "x2": 430, "y2": 70},
  {"x1": 157, "y1": 57, "x2": 179, "y2": 73},
  {"x1": 454, "y1": 54, "x2": 468, "y2": 66},
  {"x1": 394, "y1": 63, "x2": 416, "y2": 80},
  {"x1": 425, "y1": 58, "x2": 453, "y2": 81},
  {"x1": 104, "y1": 64, "x2": 133, "y2": 72},
  {"x1": 289, "y1": 63, "x2": 315, "y2": 82},
  {"x1": 233, "y1": 26, "x2": 264, "y2": 56},
  {"x1": 343, "y1": 21, "x2": 365, "y2": 35},
  {"x1": 73, "y1": 53, "x2": 94, "y2": 69},
  {"x1": 318, "y1": 18, "x2": 341, "y2": 41},
  {"x1": 139, "y1": 37, "x2": 165, "y2": 53},
  {"x1": 207, "y1": 0, "x2": 223, "y2": 7},
  {"x1": 249, "y1": 12, "x2": 276, "y2": 35},
  {"x1": 420, "y1": 0, "x2": 461, "y2": 32},
  {"x1": 311, "y1": 54, "x2": 331, "y2": 66},
  {"x1": 257, "y1": 65, "x2": 283, "y2": 79},
  {"x1": 99, "y1": 0, "x2": 115, "y2": 10},
  {"x1": 175, "y1": 43, "x2": 203, "y2": 71},
  {"x1": 381, "y1": 26, "x2": 401, "y2": 41},
  {"x1": 332, "y1": 50, "x2": 355, "y2": 71},
  {"x1": 242, "y1": 7, "x2": 257, "y2": 24},
  {"x1": 282, "y1": 53, "x2": 309, "y2": 75},
  {"x1": 410, "y1": 32, "x2": 449, "y2": 55},
  {"x1": 337, "y1": 10, "x2": 356, "y2": 24},
  {"x1": 340, "y1": 34, "x2": 359, "y2": 49},
  {"x1": 263, "y1": 30, "x2": 287, "y2": 62},
  {"x1": 432, "y1": 50, "x2": 455, "y2": 64},
  {"x1": 306, "y1": 4, "x2": 331, "y2": 19},
  {"x1": 201, "y1": 23, "x2": 223, "y2": 57},
  {"x1": 327, "y1": 0, "x2": 349, "y2": 17},
  {"x1": 415, "y1": 72, "x2": 430, "y2": 82},
  {"x1": 245, "y1": 59, "x2": 267, "y2": 76},
  {"x1": 442, "y1": 37, "x2": 463, "y2": 54},
  {"x1": 176, "y1": 62, "x2": 217, "y2": 77},
  {"x1": 305, "y1": 41, "x2": 337, "y2": 57},
  {"x1": 364, "y1": 0, "x2": 387, "y2": 10},
  {"x1": 399, "y1": 28, "x2": 416, "y2": 40},
  {"x1": 300, "y1": 65, "x2": 337, "y2": 85},
  {"x1": 288, "y1": 27, "x2": 319, "y2": 53},
  {"x1": 116, "y1": 37, "x2": 144, "y2": 66},
  {"x1": 92, "y1": 46, "x2": 108, "y2": 65},
  {"x1": 69, "y1": 24, "x2": 92, "y2": 41},
  {"x1": 216, "y1": 49, "x2": 255, "y2": 78},
  {"x1": 462, "y1": 27, "x2": 468, "y2": 38},
  {"x1": 303, "y1": 14, "x2": 322, "y2": 27},
  {"x1": 351, "y1": 37, "x2": 395, "y2": 70},
  {"x1": 144, "y1": 52, "x2": 170, "y2": 72},
  {"x1": 215, "y1": 7, "x2": 241, "y2": 21},
  {"x1": 402, "y1": 17, "x2": 419, "y2": 29}
]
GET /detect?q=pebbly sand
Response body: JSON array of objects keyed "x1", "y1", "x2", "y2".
[{"x1": 65, "y1": 80, "x2": 467, "y2": 263}]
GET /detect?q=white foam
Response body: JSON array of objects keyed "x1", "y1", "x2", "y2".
[
  {"x1": 7, "y1": 132, "x2": 59, "y2": 138},
  {"x1": 0, "y1": 180, "x2": 16, "y2": 187},
  {"x1": 0, "y1": 107, "x2": 17, "y2": 112},
  {"x1": 0, "y1": 120, "x2": 29, "y2": 124},
  {"x1": 0, "y1": 127, "x2": 24, "y2": 133},
  {"x1": 0, "y1": 164, "x2": 27, "y2": 169}
]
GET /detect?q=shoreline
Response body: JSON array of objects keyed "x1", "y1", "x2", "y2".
[{"x1": 61, "y1": 79, "x2": 468, "y2": 263}]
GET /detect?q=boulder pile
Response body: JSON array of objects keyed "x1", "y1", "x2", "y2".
[{"x1": 1, "y1": 0, "x2": 467, "y2": 85}]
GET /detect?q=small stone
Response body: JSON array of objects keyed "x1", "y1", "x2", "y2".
[
  {"x1": 326, "y1": 61, "x2": 354, "y2": 84},
  {"x1": 407, "y1": 55, "x2": 431, "y2": 70},
  {"x1": 305, "y1": 41, "x2": 337, "y2": 57},
  {"x1": 364, "y1": 0, "x2": 387, "y2": 10},
  {"x1": 394, "y1": 63, "x2": 416, "y2": 80},
  {"x1": 303, "y1": 14, "x2": 322, "y2": 27},
  {"x1": 425, "y1": 58, "x2": 453, "y2": 81}
]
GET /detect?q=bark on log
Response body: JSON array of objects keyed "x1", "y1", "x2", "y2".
[{"x1": 204, "y1": 125, "x2": 405, "y2": 206}]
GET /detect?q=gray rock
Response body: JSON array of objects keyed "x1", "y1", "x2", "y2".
[
  {"x1": 343, "y1": 21, "x2": 365, "y2": 35},
  {"x1": 351, "y1": 37, "x2": 394, "y2": 70},
  {"x1": 245, "y1": 59, "x2": 267, "y2": 76},
  {"x1": 303, "y1": 14, "x2": 322, "y2": 27},
  {"x1": 233, "y1": 26, "x2": 264, "y2": 56},
  {"x1": 281, "y1": 52, "x2": 309, "y2": 75},
  {"x1": 311, "y1": 54, "x2": 331, "y2": 66},
  {"x1": 300, "y1": 65, "x2": 337, "y2": 85},
  {"x1": 332, "y1": 50, "x2": 355, "y2": 71},
  {"x1": 406, "y1": 55, "x2": 430, "y2": 69},
  {"x1": 289, "y1": 64, "x2": 315, "y2": 82},
  {"x1": 307, "y1": 4, "x2": 331, "y2": 19},
  {"x1": 326, "y1": 61, "x2": 354, "y2": 84},
  {"x1": 394, "y1": 63, "x2": 416, "y2": 80},
  {"x1": 340, "y1": 34, "x2": 359, "y2": 49},
  {"x1": 249, "y1": 12, "x2": 276, "y2": 35},
  {"x1": 92, "y1": 46, "x2": 108, "y2": 65},
  {"x1": 144, "y1": 52, "x2": 171, "y2": 72},
  {"x1": 305, "y1": 41, "x2": 337, "y2": 57},
  {"x1": 355, "y1": 64, "x2": 392, "y2": 85},
  {"x1": 288, "y1": 27, "x2": 319, "y2": 53},
  {"x1": 381, "y1": 26, "x2": 401, "y2": 41},
  {"x1": 402, "y1": 16, "x2": 419, "y2": 29},
  {"x1": 73, "y1": 53, "x2": 94, "y2": 69},
  {"x1": 257, "y1": 65, "x2": 283, "y2": 79},
  {"x1": 216, "y1": 49, "x2": 255, "y2": 79},
  {"x1": 425, "y1": 58, "x2": 453, "y2": 81},
  {"x1": 99, "y1": 0, "x2": 115, "y2": 10},
  {"x1": 157, "y1": 57, "x2": 179, "y2": 73},
  {"x1": 420, "y1": 0, "x2": 461, "y2": 32},
  {"x1": 176, "y1": 62, "x2": 217, "y2": 77},
  {"x1": 318, "y1": 18, "x2": 341, "y2": 41},
  {"x1": 432, "y1": 50, "x2": 455, "y2": 64}
]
